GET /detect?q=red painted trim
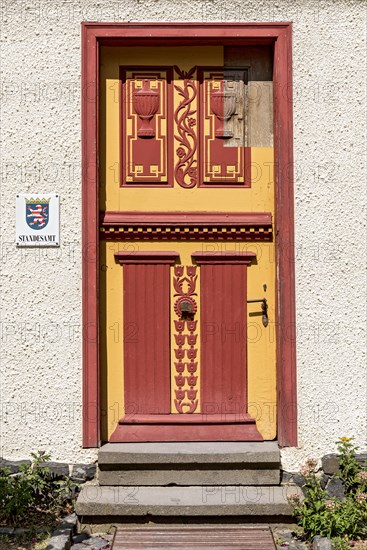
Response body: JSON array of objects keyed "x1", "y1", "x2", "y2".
[
  {"x1": 102, "y1": 229, "x2": 272, "y2": 242},
  {"x1": 102, "y1": 211, "x2": 272, "y2": 225},
  {"x1": 119, "y1": 413, "x2": 258, "y2": 424},
  {"x1": 110, "y1": 422, "x2": 263, "y2": 442},
  {"x1": 192, "y1": 251, "x2": 256, "y2": 265},
  {"x1": 81, "y1": 22, "x2": 100, "y2": 447},
  {"x1": 115, "y1": 251, "x2": 179, "y2": 264},
  {"x1": 273, "y1": 24, "x2": 297, "y2": 447},
  {"x1": 82, "y1": 22, "x2": 296, "y2": 448}
]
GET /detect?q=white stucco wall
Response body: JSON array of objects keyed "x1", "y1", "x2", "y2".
[{"x1": 0, "y1": 0, "x2": 366, "y2": 470}]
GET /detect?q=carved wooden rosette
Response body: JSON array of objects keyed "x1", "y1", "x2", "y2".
[
  {"x1": 174, "y1": 66, "x2": 198, "y2": 188},
  {"x1": 173, "y1": 265, "x2": 199, "y2": 413}
]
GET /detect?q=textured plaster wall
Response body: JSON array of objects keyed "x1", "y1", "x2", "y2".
[{"x1": 0, "y1": 0, "x2": 366, "y2": 470}]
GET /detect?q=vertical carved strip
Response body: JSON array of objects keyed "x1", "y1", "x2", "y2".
[
  {"x1": 172, "y1": 266, "x2": 199, "y2": 413},
  {"x1": 174, "y1": 66, "x2": 198, "y2": 188}
]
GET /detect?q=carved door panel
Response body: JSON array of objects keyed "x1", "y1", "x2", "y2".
[{"x1": 99, "y1": 46, "x2": 276, "y2": 442}]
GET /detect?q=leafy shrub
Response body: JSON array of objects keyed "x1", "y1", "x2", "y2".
[
  {"x1": 288, "y1": 438, "x2": 367, "y2": 543},
  {"x1": 0, "y1": 451, "x2": 77, "y2": 525}
]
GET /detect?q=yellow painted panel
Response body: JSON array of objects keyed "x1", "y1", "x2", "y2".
[
  {"x1": 100, "y1": 46, "x2": 275, "y2": 213},
  {"x1": 100, "y1": 241, "x2": 124, "y2": 441},
  {"x1": 247, "y1": 240, "x2": 277, "y2": 440},
  {"x1": 99, "y1": 44, "x2": 276, "y2": 439},
  {"x1": 100, "y1": 46, "x2": 224, "y2": 211},
  {"x1": 101, "y1": 238, "x2": 276, "y2": 440}
]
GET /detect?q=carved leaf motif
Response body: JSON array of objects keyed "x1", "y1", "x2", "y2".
[
  {"x1": 175, "y1": 390, "x2": 185, "y2": 400},
  {"x1": 174, "y1": 334, "x2": 185, "y2": 346},
  {"x1": 175, "y1": 362, "x2": 185, "y2": 373},
  {"x1": 187, "y1": 362, "x2": 198, "y2": 373},
  {"x1": 174, "y1": 320, "x2": 185, "y2": 332}
]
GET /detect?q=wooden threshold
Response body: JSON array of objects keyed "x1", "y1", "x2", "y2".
[{"x1": 112, "y1": 526, "x2": 276, "y2": 549}]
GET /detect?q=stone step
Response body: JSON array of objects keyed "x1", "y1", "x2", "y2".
[
  {"x1": 76, "y1": 484, "x2": 301, "y2": 522},
  {"x1": 98, "y1": 442, "x2": 280, "y2": 486}
]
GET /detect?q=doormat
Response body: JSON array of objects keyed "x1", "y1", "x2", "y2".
[{"x1": 112, "y1": 526, "x2": 276, "y2": 549}]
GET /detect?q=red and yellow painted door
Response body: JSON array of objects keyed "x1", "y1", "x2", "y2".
[{"x1": 99, "y1": 45, "x2": 276, "y2": 442}]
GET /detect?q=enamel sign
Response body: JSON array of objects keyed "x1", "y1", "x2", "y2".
[{"x1": 16, "y1": 194, "x2": 60, "y2": 246}]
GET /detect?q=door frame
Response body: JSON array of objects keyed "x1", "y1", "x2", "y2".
[{"x1": 81, "y1": 22, "x2": 297, "y2": 448}]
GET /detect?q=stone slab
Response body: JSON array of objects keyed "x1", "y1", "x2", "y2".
[
  {"x1": 98, "y1": 442, "x2": 280, "y2": 466},
  {"x1": 40, "y1": 461, "x2": 70, "y2": 477},
  {"x1": 0, "y1": 459, "x2": 31, "y2": 473},
  {"x1": 80, "y1": 536, "x2": 111, "y2": 549},
  {"x1": 45, "y1": 514, "x2": 77, "y2": 550},
  {"x1": 321, "y1": 454, "x2": 340, "y2": 475},
  {"x1": 325, "y1": 477, "x2": 345, "y2": 499},
  {"x1": 321, "y1": 452, "x2": 367, "y2": 475},
  {"x1": 76, "y1": 485, "x2": 301, "y2": 517},
  {"x1": 312, "y1": 536, "x2": 332, "y2": 550},
  {"x1": 71, "y1": 463, "x2": 97, "y2": 482},
  {"x1": 98, "y1": 468, "x2": 280, "y2": 486}
]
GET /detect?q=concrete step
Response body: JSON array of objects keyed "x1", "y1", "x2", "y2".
[
  {"x1": 75, "y1": 484, "x2": 301, "y2": 522},
  {"x1": 98, "y1": 442, "x2": 280, "y2": 486}
]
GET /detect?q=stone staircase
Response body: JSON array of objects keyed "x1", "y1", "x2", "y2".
[{"x1": 76, "y1": 442, "x2": 301, "y2": 527}]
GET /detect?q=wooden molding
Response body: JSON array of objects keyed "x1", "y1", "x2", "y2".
[
  {"x1": 192, "y1": 251, "x2": 256, "y2": 264},
  {"x1": 114, "y1": 251, "x2": 179, "y2": 264},
  {"x1": 82, "y1": 22, "x2": 297, "y2": 448},
  {"x1": 100, "y1": 211, "x2": 273, "y2": 241}
]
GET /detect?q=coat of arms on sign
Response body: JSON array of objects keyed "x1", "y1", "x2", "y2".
[
  {"x1": 16, "y1": 193, "x2": 60, "y2": 247},
  {"x1": 25, "y1": 197, "x2": 50, "y2": 230}
]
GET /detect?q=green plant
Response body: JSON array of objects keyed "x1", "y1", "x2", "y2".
[
  {"x1": 337, "y1": 437, "x2": 364, "y2": 495},
  {"x1": 331, "y1": 537, "x2": 350, "y2": 549},
  {"x1": 0, "y1": 451, "x2": 77, "y2": 525},
  {"x1": 288, "y1": 438, "x2": 367, "y2": 542}
]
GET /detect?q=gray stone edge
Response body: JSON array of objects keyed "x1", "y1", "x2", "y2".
[
  {"x1": 75, "y1": 485, "x2": 302, "y2": 517},
  {"x1": 98, "y1": 443, "x2": 280, "y2": 465},
  {"x1": 76, "y1": 502, "x2": 294, "y2": 516},
  {"x1": 45, "y1": 514, "x2": 77, "y2": 550}
]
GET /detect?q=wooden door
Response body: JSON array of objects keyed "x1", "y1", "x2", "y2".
[{"x1": 99, "y1": 45, "x2": 276, "y2": 442}]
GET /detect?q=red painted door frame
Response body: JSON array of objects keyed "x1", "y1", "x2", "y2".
[{"x1": 81, "y1": 22, "x2": 297, "y2": 448}]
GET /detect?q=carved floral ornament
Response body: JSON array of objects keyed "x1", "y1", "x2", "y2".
[
  {"x1": 173, "y1": 265, "x2": 199, "y2": 414},
  {"x1": 124, "y1": 65, "x2": 247, "y2": 188},
  {"x1": 174, "y1": 66, "x2": 198, "y2": 189}
]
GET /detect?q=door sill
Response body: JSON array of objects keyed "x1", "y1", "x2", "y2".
[{"x1": 109, "y1": 415, "x2": 263, "y2": 442}]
